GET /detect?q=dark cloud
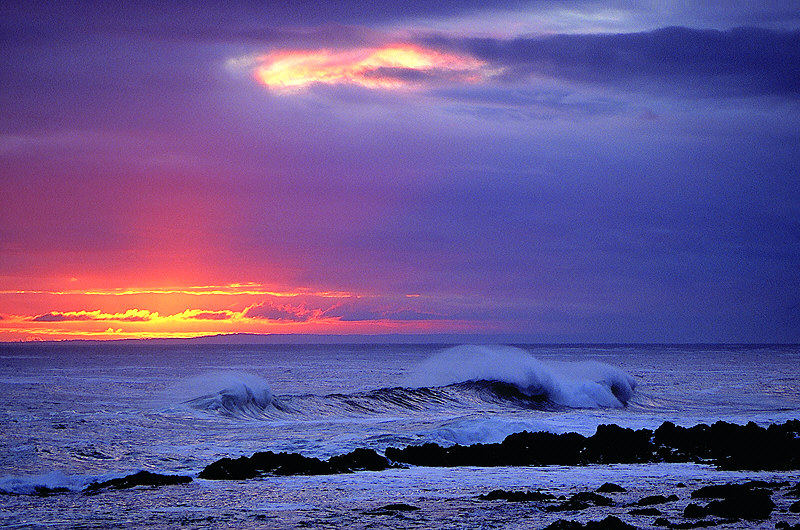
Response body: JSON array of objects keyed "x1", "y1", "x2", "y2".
[
  {"x1": 330, "y1": 306, "x2": 444, "y2": 322},
  {"x1": 431, "y1": 27, "x2": 800, "y2": 97},
  {"x1": 186, "y1": 311, "x2": 231, "y2": 321},
  {"x1": 243, "y1": 303, "x2": 311, "y2": 322},
  {"x1": 31, "y1": 313, "x2": 76, "y2": 322},
  {"x1": 30, "y1": 311, "x2": 151, "y2": 322}
]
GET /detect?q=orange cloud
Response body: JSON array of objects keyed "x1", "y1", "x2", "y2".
[
  {"x1": 251, "y1": 43, "x2": 490, "y2": 90},
  {"x1": 31, "y1": 309, "x2": 157, "y2": 322}
]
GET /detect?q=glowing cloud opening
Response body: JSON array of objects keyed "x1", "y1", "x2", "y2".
[{"x1": 251, "y1": 44, "x2": 489, "y2": 90}]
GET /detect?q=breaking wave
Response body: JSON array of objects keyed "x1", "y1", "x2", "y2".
[
  {"x1": 182, "y1": 373, "x2": 275, "y2": 419},
  {"x1": 408, "y1": 345, "x2": 637, "y2": 408},
  {"x1": 182, "y1": 346, "x2": 636, "y2": 420}
]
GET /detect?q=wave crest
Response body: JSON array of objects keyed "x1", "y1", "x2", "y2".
[
  {"x1": 183, "y1": 373, "x2": 274, "y2": 418},
  {"x1": 408, "y1": 345, "x2": 636, "y2": 408}
]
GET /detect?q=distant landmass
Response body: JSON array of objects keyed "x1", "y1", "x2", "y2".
[{"x1": 2, "y1": 332, "x2": 543, "y2": 345}]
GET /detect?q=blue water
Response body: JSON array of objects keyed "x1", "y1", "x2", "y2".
[{"x1": 1, "y1": 343, "x2": 799, "y2": 528}]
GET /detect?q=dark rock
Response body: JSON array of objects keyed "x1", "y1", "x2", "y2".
[
  {"x1": 691, "y1": 482, "x2": 765, "y2": 499},
  {"x1": 501, "y1": 430, "x2": 588, "y2": 466},
  {"x1": 635, "y1": 494, "x2": 678, "y2": 506},
  {"x1": 362, "y1": 503, "x2": 419, "y2": 516},
  {"x1": 598, "y1": 482, "x2": 626, "y2": 493},
  {"x1": 683, "y1": 503, "x2": 706, "y2": 518},
  {"x1": 572, "y1": 491, "x2": 613, "y2": 506},
  {"x1": 776, "y1": 522, "x2": 800, "y2": 530},
  {"x1": 478, "y1": 489, "x2": 554, "y2": 502},
  {"x1": 685, "y1": 480, "x2": 774, "y2": 519},
  {"x1": 789, "y1": 500, "x2": 800, "y2": 513},
  {"x1": 628, "y1": 507, "x2": 661, "y2": 516},
  {"x1": 200, "y1": 420, "x2": 800, "y2": 483},
  {"x1": 34, "y1": 486, "x2": 70, "y2": 496},
  {"x1": 545, "y1": 491, "x2": 612, "y2": 512},
  {"x1": 85, "y1": 471, "x2": 191, "y2": 491},
  {"x1": 584, "y1": 424, "x2": 654, "y2": 464},
  {"x1": 543, "y1": 516, "x2": 636, "y2": 530},
  {"x1": 653, "y1": 420, "x2": 800, "y2": 470},
  {"x1": 199, "y1": 451, "x2": 332, "y2": 480},
  {"x1": 703, "y1": 488, "x2": 774, "y2": 520},
  {"x1": 328, "y1": 448, "x2": 390, "y2": 472},
  {"x1": 654, "y1": 517, "x2": 672, "y2": 526}
]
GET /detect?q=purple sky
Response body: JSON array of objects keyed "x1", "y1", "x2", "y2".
[{"x1": 1, "y1": 1, "x2": 799, "y2": 342}]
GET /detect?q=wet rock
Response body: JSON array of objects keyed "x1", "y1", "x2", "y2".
[
  {"x1": 789, "y1": 500, "x2": 800, "y2": 513},
  {"x1": 572, "y1": 491, "x2": 613, "y2": 506},
  {"x1": 199, "y1": 451, "x2": 332, "y2": 479},
  {"x1": 635, "y1": 494, "x2": 678, "y2": 506},
  {"x1": 85, "y1": 471, "x2": 192, "y2": 491},
  {"x1": 653, "y1": 420, "x2": 800, "y2": 470},
  {"x1": 33, "y1": 486, "x2": 70, "y2": 496},
  {"x1": 691, "y1": 482, "x2": 765, "y2": 499},
  {"x1": 328, "y1": 448, "x2": 390, "y2": 472},
  {"x1": 200, "y1": 448, "x2": 390, "y2": 479},
  {"x1": 597, "y1": 482, "x2": 626, "y2": 493},
  {"x1": 379, "y1": 503, "x2": 418, "y2": 511},
  {"x1": 386, "y1": 420, "x2": 800, "y2": 470},
  {"x1": 687, "y1": 487, "x2": 774, "y2": 520},
  {"x1": 545, "y1": 491, "x2": 612, "y2": 512},
  {"x1": 776, "y1": 522, "x2": 800, "y2": 530},
  {"x1": 501, "y1": 430, "x2": 587, "y2": 466},
  {"x1": 583, "y1": 424, "x2": 655, "y2": 464},
  {"x1": 362, "y1": 503, "x2": 419, "y2": 516},
  {"x1": 683, "y1": 503, "x2": 706, "y2": 518},
  {"x1": 543, "y1": 516, "x2": 636, "y2": 529},
  {"x1": 478, "y1": 489, "x2": 554, "y2": 502}
]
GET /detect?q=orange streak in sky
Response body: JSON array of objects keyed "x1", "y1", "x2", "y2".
[{"x1": 253, "y1": 43, "x2": 488, "y2": 90}]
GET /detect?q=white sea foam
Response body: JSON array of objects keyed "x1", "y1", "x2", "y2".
[
  {"x1": 0, "y1": 471, "x2": 89, "y2": 495},
  {"x1": 409, "y1": 345, "x2": 637, "y2": 408},
  {"x1": 179, "y1": 372, "x2": 274, "y2": 417},
  {"x1": 427, "y1": 417, "x2": 553, "y2": 445}
]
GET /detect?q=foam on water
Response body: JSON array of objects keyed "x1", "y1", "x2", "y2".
[
  {"x1": 180, "y1": 372, "x2": 274, "y2": 419},
  {"x1": 0, "y1": 471, "x2": 93, "y2": 495},
  {"x1": 408, "y1": 345, "x2": 637, "y2": 408},
  {"x1": 426, "y1": 416, "x2": 553, "y2": 446}
]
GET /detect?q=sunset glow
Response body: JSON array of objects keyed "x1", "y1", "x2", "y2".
[
  {"x1": 253, "y1": 44, "x2": 489, "y2": 90},
  {"x1": 0, "y1": 281, "x2": 485, "y2": 341},
  {"x1": 2, "y1": 3, "x2": 798, "y2": 343}
]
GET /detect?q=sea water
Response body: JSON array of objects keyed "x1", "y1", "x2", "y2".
[{"x1": 0, "y1": 343, "x2": 798, "y2": 528}]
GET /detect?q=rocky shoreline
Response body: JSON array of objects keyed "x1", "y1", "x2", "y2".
[
  {"x1": 23, "y1": 420, "x2": 800, "y2": 529},
  {"x1": 199, "y1": 420, "x2": 800, "y2": 480},
  {"x1": 190, "y1": 420, "x2": 800, "y2": 528}
]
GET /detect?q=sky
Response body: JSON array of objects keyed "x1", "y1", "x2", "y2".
[{"x1": 1, "y1": 1, "x2": 799, "y2": 342}]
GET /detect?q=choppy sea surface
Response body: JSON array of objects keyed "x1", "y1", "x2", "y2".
[{"x1": 1, "y1": 343, "x2": 799, "y2": 528}]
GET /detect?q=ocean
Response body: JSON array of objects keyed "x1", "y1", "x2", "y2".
[{"x1": 1, "y1": 343, "x2": 799, "y2": 528}]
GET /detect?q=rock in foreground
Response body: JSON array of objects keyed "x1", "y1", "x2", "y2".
[{"x1": 85, "y1": 471, "x2": 192, "y2": 491}]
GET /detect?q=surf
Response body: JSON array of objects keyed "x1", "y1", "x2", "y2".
[{"x1": 407, "y1": 345, "x2": 637, "y2": 408}]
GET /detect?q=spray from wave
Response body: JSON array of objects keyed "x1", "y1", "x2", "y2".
[
  {"x1": 177, "y1": 346, "x2": 637, "y2": 421},
  {"x1": 181, "y1": 373, "x2": 275, "y2": 418},
  {"x1": 407, "y1": 345, "x2": 636, "y2": 408}
]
